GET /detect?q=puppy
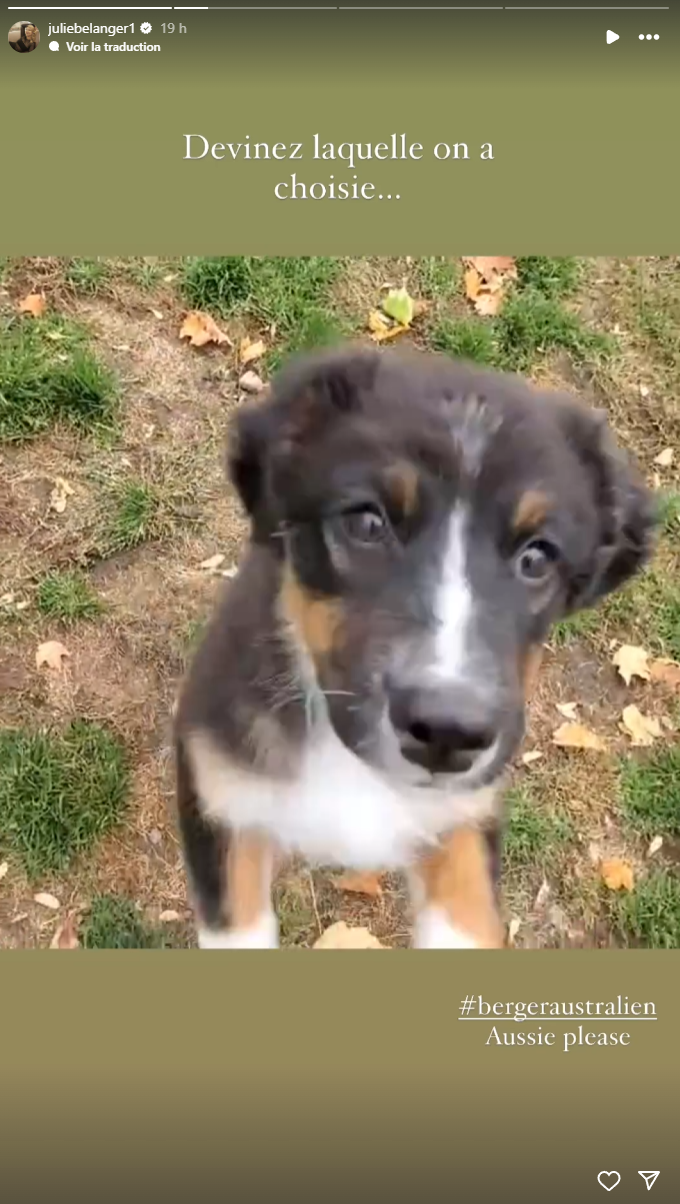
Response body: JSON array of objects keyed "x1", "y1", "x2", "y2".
[{"x1": 174, "y1": 347, "x2": 654, "y2": 949}]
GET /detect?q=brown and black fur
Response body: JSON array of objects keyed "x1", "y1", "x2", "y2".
[{"x1": 174, "y1": 346, "x2": 655, "y2": 949}]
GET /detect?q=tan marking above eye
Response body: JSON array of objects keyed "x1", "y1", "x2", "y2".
[
  {"x1": 383, "y1": 460, "x2": 419, "y2": 517},
  {"x1": 513, "y1": 489, "x2": 551, "y2": 535}
]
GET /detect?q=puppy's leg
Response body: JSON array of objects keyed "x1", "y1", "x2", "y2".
[
  {"x1": 410, "y1": 826, "x2": 504, "y2": 950},
  {"x1": 176, "y1": 743, "x2": 278, "y2": 949}
]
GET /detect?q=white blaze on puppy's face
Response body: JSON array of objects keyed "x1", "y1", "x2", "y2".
[{"x1": 429, "y1": 507, "x2": 476, "y2": 685}]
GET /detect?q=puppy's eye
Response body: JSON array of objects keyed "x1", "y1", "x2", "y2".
[
  {"x1": 340, "y1": 505, "x2": 389, "y2": 545},
  {"x1": 515, "y1": 539, "x2": 558, "y2": 582}
]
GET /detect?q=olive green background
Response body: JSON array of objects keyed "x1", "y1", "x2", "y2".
[
  {"x1": 1, "y1": 7, "x2": 676, "y2": 252},
  {"x1": 1, "y1": 952, "x2": 675, "y2": 1199},
  {"x1": 2, "y1": 7, "x2": 679, "y2": 1195}
]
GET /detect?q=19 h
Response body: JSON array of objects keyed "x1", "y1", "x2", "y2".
[{"x1": 161, "y1": 22, "x2": 186, "y2": 33}]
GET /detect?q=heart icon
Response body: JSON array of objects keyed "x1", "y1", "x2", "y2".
[{"x1": 598, "y1": 1172, "x2": 621, "y2": 1191}]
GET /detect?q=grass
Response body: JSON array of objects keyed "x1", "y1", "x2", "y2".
[
  {"x1": 0, "y1": 721, "x2": 129, "y2": 878},
  {"x1": 602, "y1": 566, "x2": 680, "y2": 660},
  {"x1": 515, "y1": 255, "x2": 581, "y2": 299},
  {"x1": 610, "y1": 870, "x2": 680, "y2": 949},
  {"x1": 65, "y1": 258, "x2": 110, "y2": 295},
  {"x1": 0, "y1": 314, "x2": 118, "y2": 443},
  {"x1": 180, "y1": 256, "x2": 351, "y2": 369},
  {"x1": 411, "y1": 256, "x2": 462, "y2": 300},
  {"x1": 429, "y1": 276, "x2": 609, "y2": 375},
  {"x1": 657, "y1": 491, "x2": 680, "y2": 540},
  {"x1": 36, "y1": 571, "x2": 102, "y2": 623},
  {"x1": 104, "y1": 480, "x2": 160, "y2": 554},
  {"x1": 618, "y1": 747, "x2": 680, "y2": 839},
  {"x1": 503, "y1": 787, "x2": 575, "y2": 873},
  {"x1": 550, "y1": 608, "x2": 601, "y2": 647},
  {"x1": 80, "y1": 894, "x2": 172, "y2": 949}
]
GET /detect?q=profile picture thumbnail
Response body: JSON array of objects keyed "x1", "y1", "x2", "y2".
[{"x1": 8, "y1": 21, "x2": 40, "y2": 53}]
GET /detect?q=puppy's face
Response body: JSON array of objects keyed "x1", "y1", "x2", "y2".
[{"x1": 229, "y1": 348, "x2": 655, "y2": 790}]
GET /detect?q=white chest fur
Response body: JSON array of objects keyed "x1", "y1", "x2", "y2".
[{"x1": 187, "y1": 720, "x2": 498, "y2": 871}]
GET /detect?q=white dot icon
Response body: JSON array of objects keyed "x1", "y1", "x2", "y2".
[{"x1": 49, "y1": 40, "x2": 59, "y2": 50}]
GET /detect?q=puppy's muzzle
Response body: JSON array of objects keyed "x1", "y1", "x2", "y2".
[{"x1": 388, "y1": 682, "x2": 508, "y2": 778}]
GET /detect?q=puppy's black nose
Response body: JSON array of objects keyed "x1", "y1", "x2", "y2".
[{"x1": 389, "y1": 684, "x2": 499, "y2": 775}]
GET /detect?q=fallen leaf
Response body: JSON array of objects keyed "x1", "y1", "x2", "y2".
[
  {"x1": 648, "y1": 835, "x2": 663, "y2": 857},
  {"x1": 313, "y1": 921, "x2": 385, "y2": 950},
  {"x1": 239, "y1": 370, "x2": 265, "y2": 393},
  {"x1": 620, "y1": 705, "x2": 661, "y2": 747},
  {"x1": 335, "y1": 871, "x2": 383, "y2": 898},
  {"x1": 34, "y1": 892, "x2": 60, "y2": 910},
  {"x1": 18, "y1": 291, "x2": 46, "y2": 317},
  {"x1": 462, "y1": 256, "x2": 516, "y2": 316},
  {"x1": 222, "y1": 565, "x2": 238, "y2": 579},
  {"x1": 649, "y1": 659, "x2": 680, "y2": 690},
  {"x1": 179, "y1": 311, "x2": 231, "y2": 348},
  {"x1": 367, "y1": 310, "x2": 409, "y2": 343},
  {"x1": 552, "y1": 722, "x2": 606, "y2": 752},
  {"x1": 159, "y1": 909, "x2": 180, "y2": 923},
  {"x1": 521, "y1": 749, "x2": 543, "y2": 765},
  {"x1": 15, "y1": 600, "x2": 29, "y2": 612},
  {"x1": 612, "y1": 644, "x2": 650, "y2": 686},
  {"x1": 0, "y1": 861, "x2": 8, "y2": 882},
  {"x1": 163, "y1": 274, "x2": 177, "y2": 284},
  {"x1": 199, "y1": 553, "x2": 225, "y2": 571},
  {"x1": 382, "y1": 287, "x2": 415, "y2": 328},
  {"x1": 239, "y1": 336, "x2": 266, "y2": 366},
  {"x1": 534, "y1": 878, "x2": 551, "y2": 909},
  {"x1": 50, "y1": 915, "x2": 79, "y2": 949},
  {"x1": 587, "y1": 842, "x2": 602, "y2": 866},
  {"x1": 508, "y1": 917, "x2": 521, "y2": 946},
  {"x1": 556, "y1": 701, "x2": 579, "y2": 721},
  {"x1": 464, "y1": 255, "x2": 517, "y2": 281},
  {"x1": 639, "y1": 384, "x2": 650, "y2": 398},
  {"x1": 150, "y1": 308, "x2": 164, "y2": 321},
  {"x1": 35, "y1": 640, "x2": 70, "y2": 671},
  {"x1": 653, "y1": 447, "x2": 674, "y2": 468},
  {"x1": 49, "y1": 476, "x2": 75, "y2": 515},
  {"x1": 46, "y1": 330, "x2": 64, "y2": 341},
  {"x1": 601, "y1": 858, "x2": 634, "y2": 892}
]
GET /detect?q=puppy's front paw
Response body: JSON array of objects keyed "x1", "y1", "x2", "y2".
[
  {"x1": 412, "y1": 906, "x2": 479, "y2": 950},
  {"x1": 198, "y1": 913, "x2": 279, "y2": 950}
]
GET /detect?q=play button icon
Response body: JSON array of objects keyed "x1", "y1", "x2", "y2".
[{"x1": 606, "y1": 30, "x2": 620, "y2": 44}]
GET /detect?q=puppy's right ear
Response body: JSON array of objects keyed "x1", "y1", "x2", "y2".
[{"x1": 226, "y1": 394, "x2": 282, "y2": 540}]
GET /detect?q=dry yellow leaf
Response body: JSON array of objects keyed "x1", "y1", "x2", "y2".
[
  {"x1": 239, "y1": 337, "x2": 266, "y2": 366},
  {"x1": 649, "y1": 659, "x2": 680, "y2": 690},
  {"x1": 50, "y1": 915, "x2": 80, "y2": 949},
  {"x1": 620, "y1": 705, "x2": 661, "y2": 747},
  {"x1": 612, "y1": 644, "x2": 650, "y2": 686},
  {"x1": 367, "y1": 310, "x2": 409, "y2": 343},
  {"x1": 335, "y1": 871, "x2": 383, "y2": 898},
  {"x1": 313, "y1": 922, "x2": 386, "y2": 950},
  {"x1": 601, "y1": 858, "x2": 634, "y2": 892},
  {"x1": 34, "y1": 892, "x2": 60, "y2": 910},
  {"x1": 648, "y1": 835, "x2": 663, "y2": 857},
  {"x1": 507, "y1": 917, "x2": 521, "y2": 946},
  {"x1": 35, "y1": 640, "x2": 70, "y2": 671},
  {"x1": 653, "y1": 447, "x2": 674, "y2": 468},
  {"x1": 464, "y1": 256, "x2": 517, "y2": 281},
  {"x1": 150, "y1": 308, "x2": 164, "y2": 321},
  {"x1": 179, "y1": 311, "x2": 231, "y2": 348},
  {"x1": 0, "y1": 861, "x2": 8, "y2": 882},
  {"x1": 18, "y1": 291, "x2": 46, "y2": 317},
  {"x1": 521, "y1": 750, "x2": 543, "y2": 765},
  {"x1": 50, "y1": 477, "x2": 75, "y2": 515},
  {"x1": 556, "y1": 701, "x2": 579, "y2": 721},
  {"x1": 199, "y1": 553, "x2": 225, "y2": 571},
  {"x1": 552, "y1": 722, "x2": 606, "y2": 752},
  {"x1": 159, "y1": 909, "x2": 180, "y2": 923}
]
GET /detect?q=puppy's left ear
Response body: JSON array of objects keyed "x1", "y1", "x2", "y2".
[{"x1": 561, "y1": 403, "x2": 657, "y2": 608}]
